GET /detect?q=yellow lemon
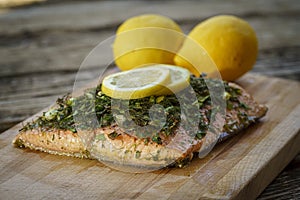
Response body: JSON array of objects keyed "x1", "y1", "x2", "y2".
[
  {"x1": 101, "y1": 66, "x2": 171, "y2": 99},
  {"x1": 113, "y1": 14, "x2": 184, "y2": 71},
  {"x1": 101, "y1": 65, "x2": 191, "y2": 99},
  {"x1": 174, "y1": 15, "x2": 258, "y2": 81},
  {"x1": 154, "y1": 64, "x2": 190, "y2": 95}
]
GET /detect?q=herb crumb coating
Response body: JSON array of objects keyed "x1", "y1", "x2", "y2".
[{"x1": 14, "y1": 76, "x2": 267, "y2": 168}]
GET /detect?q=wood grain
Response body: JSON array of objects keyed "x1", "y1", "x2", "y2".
[
  {"x1": 0, "y1": 74, "x2": 299, "y2": 200},
  {"x1": 0, "y1": 0, "x2": 299, "y2": 198}
]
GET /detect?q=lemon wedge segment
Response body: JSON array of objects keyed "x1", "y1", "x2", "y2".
[
  {"x1": 101, "y1": 67, "x2": 171, "y2": 99},
  {"x1": 154, "y1": 64, "x2": 191, "y2": 95}
]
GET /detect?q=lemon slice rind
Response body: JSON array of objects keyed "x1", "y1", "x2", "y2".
[
  {"x1": 154, "y1": 64, "x2": 191, "y2": 95},
  {"x1": 102, "y1": 67, "x2": 170, "y2": 99}
]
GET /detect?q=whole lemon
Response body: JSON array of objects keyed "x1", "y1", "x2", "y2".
[
  {"x1": 113, "y1": 14, "x2": 184, "y2": 71},
  {"x1": 174, "y1": 15, "x2": 258, "y2": 81}
]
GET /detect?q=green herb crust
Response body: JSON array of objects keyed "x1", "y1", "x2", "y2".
[{"x1": 20, "y1": 76, "x2": 247, "y2": 144}]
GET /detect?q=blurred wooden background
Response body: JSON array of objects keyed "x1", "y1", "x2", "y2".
[{"x1": 0, "y1": 0, "x2": 299, "y2": 199}]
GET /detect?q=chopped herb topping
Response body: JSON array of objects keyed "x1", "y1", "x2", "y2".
[
  {"x1": 151, "y1": 135, "x2": 162, "y2": 144},
  {"x1": 95, "y1": 134, "x2": 106, "y2": 141},
  {"x1": 108, "y1": 131, "x2": 119, "y2": 140},
  {"x1": 195, "y1": 130, "x2": 206, "y2": 140},
  {"x1": 135, "y1": 151, "x2": 141, "y2": 159},
  {"x1": 20, "y1": 75, "x2": 251, "y2": 144}
]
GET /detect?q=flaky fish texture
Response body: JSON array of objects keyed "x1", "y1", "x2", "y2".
[{"x1": 13, "y1": 77, "x2": 267, "y2": 168}]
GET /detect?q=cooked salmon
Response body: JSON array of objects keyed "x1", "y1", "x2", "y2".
[{"x1": 13, "y1": 76, "x2": 267, "y2": 168}]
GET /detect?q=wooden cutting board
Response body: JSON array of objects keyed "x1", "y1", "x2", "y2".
[{"x1": 0, "y1": 73, "x2": 299, "y2": 200}]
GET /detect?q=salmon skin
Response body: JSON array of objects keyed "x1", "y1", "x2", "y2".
[{"x1": 13, "y1": 76, "x2": 267, "y2": 168}]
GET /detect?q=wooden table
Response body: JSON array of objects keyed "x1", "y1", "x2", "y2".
[{"x1": 0, "y1": 0, "x2": 299, "y2": 199}]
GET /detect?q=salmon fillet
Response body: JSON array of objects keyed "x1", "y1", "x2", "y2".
[{"x1": 13, "y1": 76, "x2": 267, "y2": 168}]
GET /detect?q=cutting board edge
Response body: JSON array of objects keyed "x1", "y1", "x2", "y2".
[
  {"x1": 235, "y1": 128, "x2": 300, "y2": 200},
  {"x1": 233, "y1": 104, "x2": 300, "y2": 200}
]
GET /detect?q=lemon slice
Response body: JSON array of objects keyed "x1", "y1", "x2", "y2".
[
  {"x1": 154, "y1": 64, "x2": 191, "y2": 95},
  {"x1": 102, "y1": 67, "x2": 170, "y2": 99}
]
